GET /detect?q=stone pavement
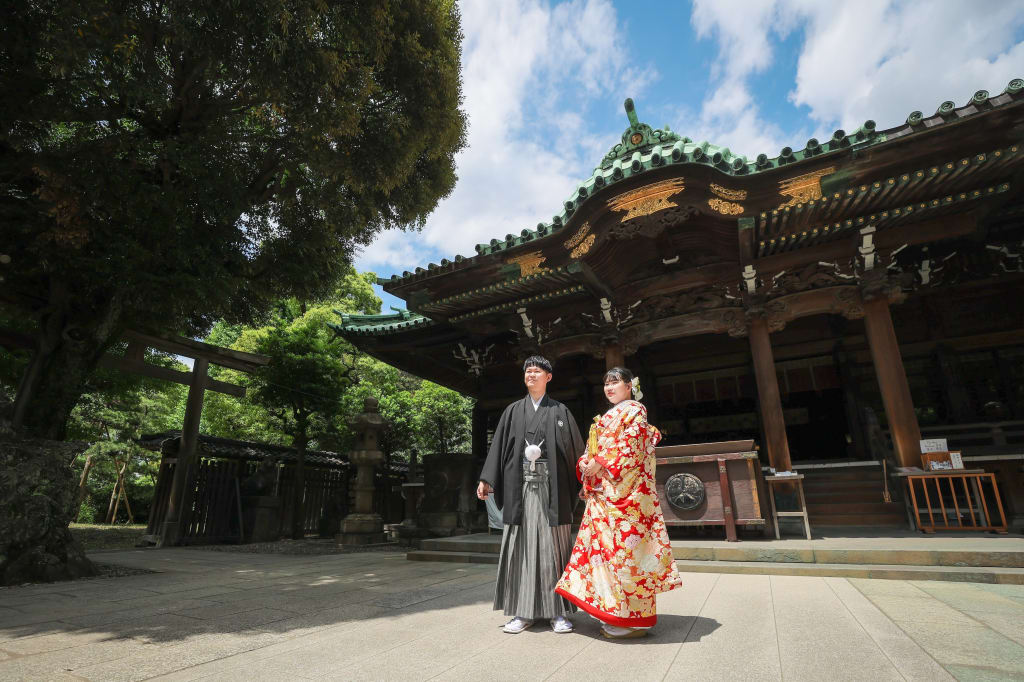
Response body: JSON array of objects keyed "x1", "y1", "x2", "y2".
[{"x1": 1, "y1": 549, "x2": 1023, "y2": 681}]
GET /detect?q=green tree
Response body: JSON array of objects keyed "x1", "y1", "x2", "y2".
[
  {"x1": 65, "y1": 352, "x2": 186, "y2": 524},
  {"x1": 411, "y1": 382, "x2": 472, "y2": 455},
  {"x1": 2, "y1": 0, "x2": 466, "y2": 439},
  {"x1": 199, "y1": 267, "x2": 381, "y2": 447},
  {"x1": 339, "y1": 356, "x2": 418, "y2": 463},
  {"x1": 243, "y1": 306, "x2": 357, "y2": 539}
]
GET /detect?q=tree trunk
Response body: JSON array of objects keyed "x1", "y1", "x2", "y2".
[
  {"x1": 12, "y1": 282, "x2": 124, "y2": 440},
  {"x1": 106, "y1": 459, "x2": 127, "y2": 524},
  {"x1": 291, "y1": 415, "x2": 308, "y2": 540},
  {"x1": 74, "y1": 454, "x2": 95, "y2": 521},
  {"x1": 111, "y1": 453, "x2": 134, "y2": 524}
]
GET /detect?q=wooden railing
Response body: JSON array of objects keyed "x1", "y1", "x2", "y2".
[{"x1": 905, "y1": 471, "x2": 1008, "y2": 533}]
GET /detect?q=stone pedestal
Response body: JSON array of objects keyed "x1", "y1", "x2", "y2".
[
  {"x1": 242, "y1": 496, "x2": 281, "y2": 543},
  {"x1": 337, "y1": 398, "x2": 387, "y2": 546}
]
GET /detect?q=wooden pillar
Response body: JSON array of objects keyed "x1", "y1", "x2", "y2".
[
  {"x1": 748, "y1": 317, "x2": 792, "y2": 472},
  {"x1": 159, "y1": 358, "x2": 209, "y2": 546},
  {"x1": 862, "y1": 297, "x2": 922, "y2": 468},
  {"x1": 605, "y1": 341, "x2": 624, "y2": 371}
]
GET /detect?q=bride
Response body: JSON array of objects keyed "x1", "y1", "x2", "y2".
[{"x1": 554, "y1": 366, "x2": 681, "y2": 638}]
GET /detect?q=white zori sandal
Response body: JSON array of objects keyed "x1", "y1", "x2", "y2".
[
  {"x1": 550, "y1": 616, "x2": 573, "y2": 633},
  {"x1": 502, "y1": 617, "x2": 534, "y2": 633},
  {"x1": 600, "y1": 623, "x2": 648, "y2": 639}
]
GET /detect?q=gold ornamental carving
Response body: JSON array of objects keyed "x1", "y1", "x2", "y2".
[
  {"x1": 505, "y1": 250, "x2": 548, "y2": 276},
  {"x1": 570, "y1": 233, "x2": 596, "y2": 258},
  {"x1": 607, "y1": 178, "x2": 686, "y2": 222},
  {"x1": 708, "y1": 198, "x2": 744, "y2": 215},
  {"x1": 563, "y1": 221, "x2": 591, "y2": 250},
  {"x1": 777, "y1": 167, "x2": 835, "y2": 208},
  {"x1": 710, "y1": 183, "x2": 747, "y2": 201}
]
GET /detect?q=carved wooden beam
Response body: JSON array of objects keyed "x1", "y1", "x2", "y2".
[{"x1": 754, "y1": 212, "x2": 977, "y2": 274}]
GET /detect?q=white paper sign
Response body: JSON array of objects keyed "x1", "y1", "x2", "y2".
[
  {"x1": 949, "y1": 451, "x2": 964, "y2": 469},
  {"x1": 920, "y1": 438, "x2": 948, "y2": 453}
]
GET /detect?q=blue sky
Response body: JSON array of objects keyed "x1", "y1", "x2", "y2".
[{"x1": 356, "y1": 0, "x2": 1024, "y2": 313}]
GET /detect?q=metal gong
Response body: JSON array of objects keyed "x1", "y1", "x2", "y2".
[{"x1": 665, "y1": 473, "x2": 705, "y2": 511}]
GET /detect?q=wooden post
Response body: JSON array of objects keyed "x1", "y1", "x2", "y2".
[
  {"x1": 718, "y1": 457, "x2": 738, "y2": 542},
  {"x1": 159, "y1": 358, "x2": 209, "y2": 546},
  {"x1": 748, "y1": 317, "x2": 792, "y2": 472},
  {"x1": 862, "y1": 297, "x2": 922, "y2": 468},
  {"x1": 605, "y1": 341, "x2": 625, "y2": 370}
]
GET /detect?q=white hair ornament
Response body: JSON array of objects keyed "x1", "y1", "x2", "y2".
[{"x1": 630, "y1": 377, "x2": 643, "y2": 401}]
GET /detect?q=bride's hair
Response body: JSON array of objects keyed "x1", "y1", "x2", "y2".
[{"x1": 603, "y1": 366, "x2": 633, "y2": 386}]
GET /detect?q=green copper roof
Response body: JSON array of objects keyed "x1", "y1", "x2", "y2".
[
  {"x1": 381, "y1": 79, "x2": 1023, "y2": 287},
  {"x1": 329, "y1": 308, "x2": 434, "y2": 336}
]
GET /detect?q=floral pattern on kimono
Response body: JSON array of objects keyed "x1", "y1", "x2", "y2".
[{"x1": 554, "y1": 400, "x2": 681, "y2": 627}]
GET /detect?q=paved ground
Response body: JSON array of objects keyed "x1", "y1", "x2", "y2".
[{"x1": 2, "y1": 549, "x2": 1024, "y2": 681}]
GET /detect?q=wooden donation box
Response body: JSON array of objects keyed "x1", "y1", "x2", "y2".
[{"x1": 655, "y1": 440, "x2": 766, "y2": 542}]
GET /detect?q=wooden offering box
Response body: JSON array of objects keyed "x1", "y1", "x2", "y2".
[{"x1": 655, "y1": 440, "x2": 767, "y2": 542}]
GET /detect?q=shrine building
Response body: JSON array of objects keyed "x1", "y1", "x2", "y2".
[{"x1": 335, "y1": 80, "x2": 1024, "y2": 529}]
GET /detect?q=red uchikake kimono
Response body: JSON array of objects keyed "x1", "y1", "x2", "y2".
[{"x1": 555, "y1": 400, "x2": 682, "y2": 627}]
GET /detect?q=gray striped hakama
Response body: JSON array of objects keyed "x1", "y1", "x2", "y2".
[{"x1": 494, "y1": 460, "x2": 576, "y2": 619}]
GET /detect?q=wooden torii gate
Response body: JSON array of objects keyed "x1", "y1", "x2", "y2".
[
  {"x1": 0, "y1": 323, "x2": 269, "y2": 546},
  {"x1": 117, "y1": 331, "x2": 269, "y2": 546}
]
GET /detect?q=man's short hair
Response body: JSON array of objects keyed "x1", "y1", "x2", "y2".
[{"x1": 522, "y1": 355, "x2": 552, "y2": 374}]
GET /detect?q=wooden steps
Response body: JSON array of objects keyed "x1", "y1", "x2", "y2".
[{"x1": 797, "y1": 466, "x2": 904, "y2": 527}]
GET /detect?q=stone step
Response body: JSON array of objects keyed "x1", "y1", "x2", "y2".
[
  {"x1": 411, "y1": 537, "x2": 1024, "y2": 569},
  {"x1": 405, "y1": 551, "x2": 1024, "y2": 582},
  {"x1": 420, "y1": 537, "x2": 501, "y2": 554},
  {"x1": 671, "y1": 545, "x2": 1024, "y2": 567},
  {"x1": 673, "y1": 559, "x2": 1024, "y2": 584},
  {"x1": 407, "y1": 550, "x2": 498, "y2": 564}
]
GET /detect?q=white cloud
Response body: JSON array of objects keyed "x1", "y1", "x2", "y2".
[
  {"x1": 685, "y1": 0, "x2": 1024, "y2": 157},
  {"x1": 358, "y1": 0, "x2": 654, "y2": 273},
  {"x1": 790, "y1": 0, "x2": 1024, "y2": 131}
]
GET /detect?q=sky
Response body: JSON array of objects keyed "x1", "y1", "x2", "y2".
[{"x1": 356, "y1": 0, "x2": 1024, "y2": 313}]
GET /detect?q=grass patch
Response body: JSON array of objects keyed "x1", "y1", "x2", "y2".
[{"x1": 70, "y1": 523, "x2": 147, "y2": 552}]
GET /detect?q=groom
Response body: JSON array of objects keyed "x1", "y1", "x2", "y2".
[{"x1": 477, "y1": 355, "x2": 584, "y2": 634}]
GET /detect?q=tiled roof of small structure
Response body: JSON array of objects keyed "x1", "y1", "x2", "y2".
[
  {"x1": 137, "y1": 431, "x2": 349, "y2": 468},
  {"x1": 329, "y1": 308, "x2": 434, "y2": 336},
  {"x1": 378, "y1": 79, "x2": 1023, "y2": 288}
]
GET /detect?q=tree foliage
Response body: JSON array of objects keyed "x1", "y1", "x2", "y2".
[
  {"x1": 411, "y1": 382, "x2": 472, "y2": 455},
  {"x1": 66, "y1": 353, "x2": 186, "y2": 524},
  {"x1": 1, "y1": 0, "x2": 466, "y2": 439}
]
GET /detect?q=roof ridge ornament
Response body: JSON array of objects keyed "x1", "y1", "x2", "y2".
[
  {"x1": 625, "y1": 97, "x2": 641, "y2": 130},
  {"x1": 601, "y1": 97, "x2": 684, "y2": 167}
]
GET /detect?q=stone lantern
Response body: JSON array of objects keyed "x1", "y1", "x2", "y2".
[{"x1": 338, "y1": 397, "x2": 387, "y2": 545}]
